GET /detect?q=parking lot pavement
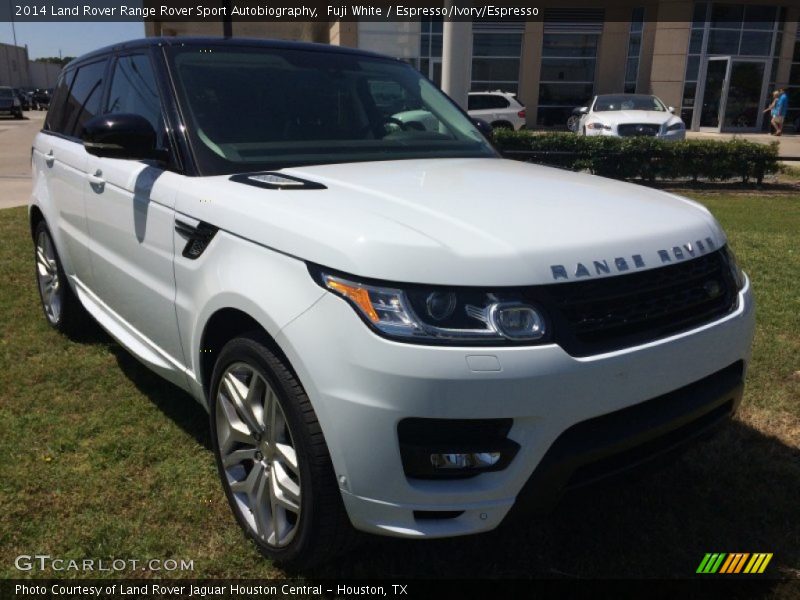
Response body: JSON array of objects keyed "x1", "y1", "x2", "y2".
[{"x1": 0, "y1": 112, "x2": 44, "y2": 209}]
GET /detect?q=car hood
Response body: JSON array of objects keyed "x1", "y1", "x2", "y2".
[
  {"x1": 175, "y1": 158, "x2": 724, "y2": 286},
  {"x1": 592, "y1": 111, "x2": 677, "y2": 126}
]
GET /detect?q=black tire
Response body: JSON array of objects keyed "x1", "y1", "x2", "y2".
[
  {"x1": 209, "y1": 332, "x2": 355, "y2": 569},
  {"x1": 14, "y1": 109, "x2": 23, "y2": 120},
  {"x1": 33, "y1": 220, "x2": 89, "y2": 335}
]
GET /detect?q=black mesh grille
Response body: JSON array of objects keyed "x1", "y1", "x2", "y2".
[
  {"x1": 617, "y1": 123, "x2": 660, "y2": 137},
  {"x1": 528, "y1": 249, "x2": 739, "y2": 357}
]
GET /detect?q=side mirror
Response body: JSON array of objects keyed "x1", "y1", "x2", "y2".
[
  {"x1": 578, "y1": 106, "x2": 589, "y2": 114},
  {"x1": 472, "y1": 117, "x2": 494, "y2": 140},
  {"x1": 82, "y1": 113, "x2": 163, "y2": 161},
  {"x1": 668, "y1": 106, "x2": 675, "y2": 114}
]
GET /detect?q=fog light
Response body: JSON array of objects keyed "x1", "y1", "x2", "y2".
[
  {"x1": 489, "y1": 302, "x2": 545, "y2": 340},
  {"x1": 431, "y1": 452, "x2": 502, "y2": 470}
]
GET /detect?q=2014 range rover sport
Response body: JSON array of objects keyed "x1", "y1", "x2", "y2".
[{"x1": 30, "y1": 38, "x2": 755, "y2": 568}]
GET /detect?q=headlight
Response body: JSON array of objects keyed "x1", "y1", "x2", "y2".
[
  {"x1": 723, "y1": 246, "x2": 745, "y2": 290},
  {"x1": 313, "y1": 269, "x2": 548, "y2": 345},
  {"x1": 666, "y1": 121, "x2": 684, "y2": 131},
  {"x1": 586, "y1": 122, "x2": 611, "y2": 130}
]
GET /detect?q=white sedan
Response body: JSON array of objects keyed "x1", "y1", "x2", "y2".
[{"x1": 576, "y1": 94, "x2": 686, "y2": 140}]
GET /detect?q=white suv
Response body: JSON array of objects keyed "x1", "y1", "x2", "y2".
[
  {"x1": 31, "y1": 38, "x2": 754, "y2": 568},
  {"x1": 467, "y1": 91, "x2": 526, "y2": 130}
]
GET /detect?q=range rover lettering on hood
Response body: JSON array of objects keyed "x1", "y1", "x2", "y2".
[{"x1": 550, "y1": 237, "x2": 717, "y2": 281}]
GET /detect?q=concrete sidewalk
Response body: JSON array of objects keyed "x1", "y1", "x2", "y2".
[
  {"x1": 686, "y1": 131, "x2": 800, "y2": 160},
  {"x1": 0, "y1": 112, "x2": 44, "y2": 209}
]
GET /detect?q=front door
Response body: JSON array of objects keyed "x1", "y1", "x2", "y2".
[
  {"x1": 722, "y1": 59, "x2": 768, "y2": 131},
  {"x1": 698, "y1": 57, "x2": 729, "y2": 130},
  {"x1": 83, "y1": 52, "x2": 186, "y2": 387}
]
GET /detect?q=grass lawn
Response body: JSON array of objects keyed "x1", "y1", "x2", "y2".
[{"x1": 0, "y1": 194, "x2": 798, "y2": 582}]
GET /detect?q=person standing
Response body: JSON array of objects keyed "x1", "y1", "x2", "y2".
[
  {"x1": 774, "y1": 88, "x2": 788, "y2": 137},
  {"x1": 764, "y1": 91, "x2": 780, "y2": 135}
]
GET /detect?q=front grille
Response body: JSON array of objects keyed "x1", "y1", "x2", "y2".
[
  {"x1": 618, "y1": 123, "x2": 660, "y2": 137},
  {"x1": 527, "y1": 249, "x2": 739, "y2": 357}
]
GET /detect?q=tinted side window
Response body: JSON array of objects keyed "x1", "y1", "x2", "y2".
[
  {"x1": 468, "y1": 95, "x2": 487, "y2": 110},
  {"x1": 105, "y1": 54, "x2": 165, "y2": 145},
  {"x1": 45, "y1": 69, "x2": 75, "y2": 134},
  {"x1": 62, "y1": 60, "x2": 107, "y2": 138},
  {"x1": 486, "y1": 96, "x2": 510, "y2": 109}
]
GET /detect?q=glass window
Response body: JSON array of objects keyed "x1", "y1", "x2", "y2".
[
  {"x1": 593, "y1": 94, "x2": 666, "y2": 112},
  {"x1": 739, "y1": 31, "x2": 773, "y2": 56},
  {"x1": 682, "y1": 82, "x2": 697, "y2": 106},
  {"x1": 685, "y1": 55, "x2": 700, "y2": 81},
  {"x1": 473, "y1": 34, "x2": 522, "y2": 57},
  {"x1": 105, "y1": 54, "x2": 164, "y2": 143},
  {"x1": 626, "y1": 57, "x2": 639, "y2": 82},
  {"x1": 168, "y1": 45, "x2": 494, "y2": 175},
  {"x1": 540, "y1": 58, "x2": 595, "y2": 82},
  {"x1": 471, "y1": 81, "x2": 518, "y2": 94},
  {"x1": 743, "y1": 5, "x2": 777, "y2": 30},
  {"x1": 690, "y1": 29, "x2": 704, "y2": 54},
  {"x1": 711, "y1": 4, "x2": 744, "y2": 27},
  {"x1": 708, "y1": 29, "x2": 740, "y2": 55},
  {"x1": 692, "y1": 2, "x2": 708, "y2": 25},
  {"x1": 630, "y1": 7, "x2": 644, "y2": 33},
  {"x1": 62, "y1": 59, "x2": 107, "y2": 138},
  {"x1": 538, "y1": 83, "x2": 594, "y2": 105},
  {"x1": 472, "y1": 58, "x2": 520, "y2": 82},
  {"x1": 45, "y1": 70, "x2": 75, "y2": 134},
  {"x1": 542, "y1": 34, "x2": 599, "y2": 57},
  {"x1": 790, "y1": 64, "x2": 800, "y2": 86}
]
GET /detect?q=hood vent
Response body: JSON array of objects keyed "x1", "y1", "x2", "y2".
[{"x1": 230, "y1": 172, "x2": 326, "y2": 190}]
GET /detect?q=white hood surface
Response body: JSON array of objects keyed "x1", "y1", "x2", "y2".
[
  {"x1": 175, "y1": 158, "x2": 723, "y2": 286},
  {"x1": 594, "y1": 110, "x2": 676, "y2": 126}
]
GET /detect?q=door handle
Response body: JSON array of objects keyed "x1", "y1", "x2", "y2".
[
  {"x1": 45, "y1": 150, "x2": 54, "y2": 168},
  {"x1": 88, "y1": 169, "x2": 105, "y2": 193}
]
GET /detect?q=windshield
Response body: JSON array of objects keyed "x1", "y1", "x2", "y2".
[
  {"x1": 0, "y1": 88, "x2": 13, "y2": 99},
  {"x1": 168, "y1": 45, "x2": 496, "y2": 175},
  {"x1": 593, "y1": 95, "x2": 666, "y2": 112}
]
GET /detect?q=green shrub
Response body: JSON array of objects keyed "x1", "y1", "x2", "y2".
[{"x1": 494, "y1": 130, "x2": 779, "y2": 184}]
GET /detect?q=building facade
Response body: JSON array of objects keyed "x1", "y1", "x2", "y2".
[{"x1": 147, "y1": 0, "x2": 800, "y2": 132}]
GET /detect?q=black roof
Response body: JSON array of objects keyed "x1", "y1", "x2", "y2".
[{"x1": 66, "y1": 36, "x2": 392, "y2": 69}]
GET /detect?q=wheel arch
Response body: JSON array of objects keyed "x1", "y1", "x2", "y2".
[
  {"x1": 29, "y1": 204, "x2": 45, "y2": 239},
  {"x1": 490, "y1": 120, "x2": 513, "y2": 130},
  {"x1": 197, "y1": 306, "x2": 299, "y2": 405}
]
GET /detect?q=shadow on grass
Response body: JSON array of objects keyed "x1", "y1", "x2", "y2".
[
  {"x1": 71, "y1": 320, "x2": 212, "y2": 451},
  {"x1": 86, "y1": 328, "x2": 799, "y2": 581}
]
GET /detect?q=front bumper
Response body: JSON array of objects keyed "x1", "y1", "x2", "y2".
[{"x1": 276, "y1": 278, "x2": 754, "y2": 538}]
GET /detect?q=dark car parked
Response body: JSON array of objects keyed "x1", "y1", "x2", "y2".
[
  {"x1": 13, "y1": 88, "x2": 31, "y2": 111},
  {"x1": 0, "y1": 86, "x2": 23, "y2": 119},
  {"x1": 31, "y1": 88, "x2": 52, "y2": 110}
]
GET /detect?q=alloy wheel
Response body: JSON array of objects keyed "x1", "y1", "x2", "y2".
[
  {"x1": 36, "y1": 230, "x2": 61, "y2": 324},
  {"x1": 215, "y1": 362, "x2": 302, "y2": 548}
]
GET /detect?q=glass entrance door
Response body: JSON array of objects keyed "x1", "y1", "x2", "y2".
[
  {"x1": 697, "y1": 57, "x2": 769, "y2": 132},
  {"x1": 699, "y1": 58, "x2": 729, "y2": 129},
  {"x1": 429, "y1": 58, "x2": 442, "y2": 88},
  {"x1": 722, "y1": 59, "x2": 768, "y2": 131}
]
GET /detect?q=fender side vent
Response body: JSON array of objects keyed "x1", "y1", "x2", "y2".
[
  {"x1": 230, "y1": 172, "x2": 326, "y2": 190},
  {"x1": 175, "y1": 220, "x2": 218, "y2": 259}
]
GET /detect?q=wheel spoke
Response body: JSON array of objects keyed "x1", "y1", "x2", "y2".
[
  {"x1": 217, "y1": 398, "x2": 257, "y2": 453},
  {"x1": 274, "y1": 442, "x2": 299, "y2": 475},
  {"x1": 222, "y1": 446, "x2": 257, "y2": 468},
  {"x1": 252, "y1": 468, "x2": 273, "y2": 541},
  {"x1": 264, "y1": 385, "x2": 278, "y2": 446},
  {"x1": 222, "y1": 371, "x2": 263, "y2": 436},
  {"x1": 271, "y1": 461, "x2": 301, "y2": 512},
  {"x1": 229, "y1": 463, "x2": 259, "y2": 495}
]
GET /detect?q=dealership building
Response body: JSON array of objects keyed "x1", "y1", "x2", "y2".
[{"x1": 147, "y1": 0, "x2": 800, "y2": 132}]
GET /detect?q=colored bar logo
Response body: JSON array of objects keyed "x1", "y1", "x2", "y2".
[{"x1": 697, "y1": 553, "x2": 773, "y2": 574}]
